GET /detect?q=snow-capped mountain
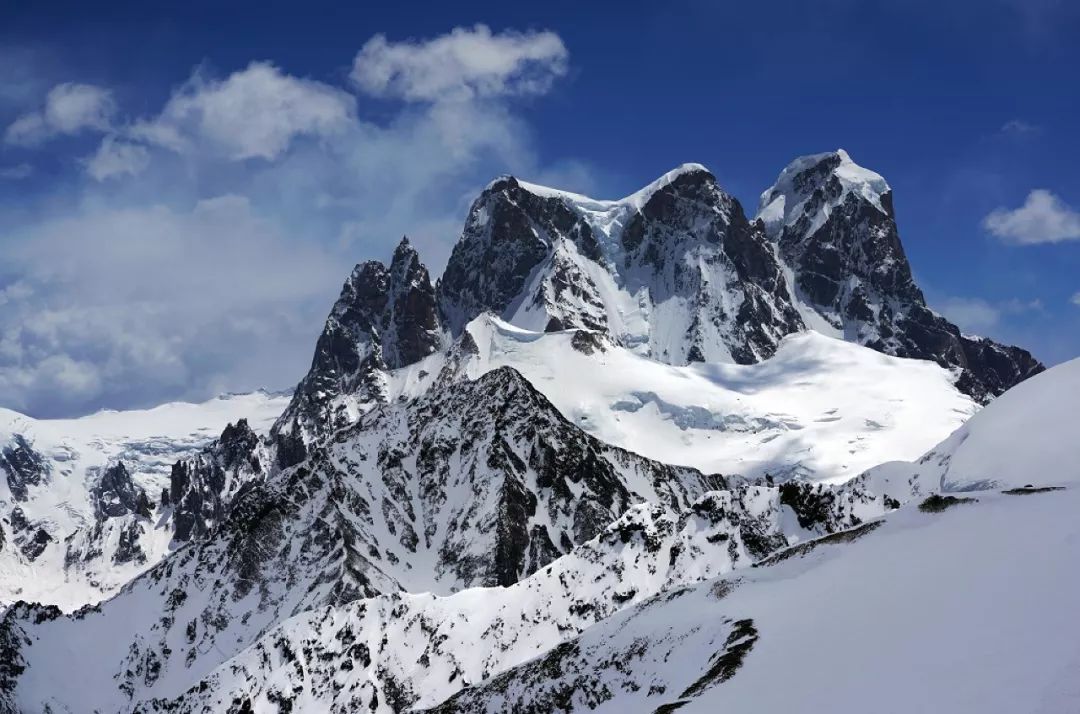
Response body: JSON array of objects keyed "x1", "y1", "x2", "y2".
[
  {"x1": 271, "y1": 238, "x2": 445, "y2": 470},
  {"x1": 0, "y1": 365, "x2": 879, "y2": 713},
  {"x1": 4, "y1": 348, "x2": 1075, "y2": 712},
  {"x1": 436, "y1": 154, "x2": 1041, "y2": 403},
  {"x1": 758, "y1": 149, "x2": 1043, "y2": 402},
  {"x1": 0, "y1": 152, "x2": 1064, "y2": 714},
  {"x1": 0, "y1": 391, "x2": 289, "y2": 611},
  {"x1": 438, "y1": 165, "x2": 804, "y2": 366}
]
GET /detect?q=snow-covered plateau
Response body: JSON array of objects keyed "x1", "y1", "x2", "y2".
[{"x1": 0, "y1": 151, "x2": 1073, "y2": 714}]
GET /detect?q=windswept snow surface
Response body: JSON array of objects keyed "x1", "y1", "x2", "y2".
[
  {"x1": 866, "y1": 355, "x2": 1080, "y2": 495},
  {"x1": 433, "y1": 488, "x2": 1080, "y2": 714},
  {"x1": 0, "y1": 390, "x2": 289, "y2": 610},
  {"x1": 422, "y1": 316, "x2": 977, "y2": 483}
]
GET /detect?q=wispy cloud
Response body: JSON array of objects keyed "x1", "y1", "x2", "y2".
[
  {"x1": 999, "y1": 119, "x2": 1040, "y2": 137},
  {"x1": 4, "y1": 82, "x2": 115, "y2": 146},
  {"x1": 83, "y1": 137, "x2": 150, "y2": 181},
  {"x1": 0, "y1": 163, "x2": 33, "y2": 180},
  {"x1": 984, "y1": 190, "x2": 1080, "y2": 244},
  {"x1": 935, "y1": 295, "x2": 1043, "y2": 334}
]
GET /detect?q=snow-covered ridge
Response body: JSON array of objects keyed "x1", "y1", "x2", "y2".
[
  {"x1": 490, "y1": 162, "x2": 712, "y2": 212},
  {"x1": 0, "y1": 390, "x2": 289, "y2": 610},
  {"x1": 428, "y1": 487, "x2": 1080, "y2": 714},
  {"x1": 865, "y1": 354, "x2": 1080, "y2": 495},
  {"x1": 756, "y1": 148, "x2": 890, "y2": 236}
]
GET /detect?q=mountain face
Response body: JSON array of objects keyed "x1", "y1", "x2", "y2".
[
  {"x1": 439, "y1": 166, "x2": 804, "y2": 365},
  {"x1": 0, "y1": 386, "x2": 887, "y2": 713},
  {"x1": 0, "y1": 366, "x2": 745, "y2": 713},
  {"x1": 271, "y1": 237, "x2": 444, "y2": 469},
  {"x1": 757, "y1": 149, "x2": 1043, "y2": 402},
  {"x1": 0, "y1": 151, "x2": 1059, "y2": 714},
  {"x1": 0, "y1": 391, "x2": 289, "y2": 611},
  {"x1": 266, "y1": 151, "x2": 1039, "y2": 488}
]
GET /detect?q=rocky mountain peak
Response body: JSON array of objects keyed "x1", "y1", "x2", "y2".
[
  {"x1": 271, "y1": 241, "x2": 444, "y2": 468},
  {"x1": 757, "y1": 149, "x2": 892, "y2": 238},
  {"x1": 757, "y1": 149, "x2": 1042, "y2": 401},
  {"x1": 91, "y1": 462, "x2": 151, "y2": 521},
  {"x1": 438, "y1": 164, "x2": 803, "y2": 365}
]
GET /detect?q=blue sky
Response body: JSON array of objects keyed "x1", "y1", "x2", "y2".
[{"x1": 2, "y1": 0, "x2": 1079, "y2": 417}]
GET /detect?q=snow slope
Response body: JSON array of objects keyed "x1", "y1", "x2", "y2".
[
  {"x1": 429, "y1": 487, "x2": 1080, "y2": 714},
  {"x1": 0, "y1": 390, "x2": 289, "y2": 610},
  {"x1": 2, "y1": 479, "x2": 880, "y2": 714},
  {"x1": 866, "y1": 354, "x2": 1080, "y2": 495},
  {"x1": 413, "y1": 315, "x2": 977, "y2": 483}
]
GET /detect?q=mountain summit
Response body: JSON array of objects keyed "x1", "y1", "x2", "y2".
[
  {"x1": 758, "y1": 149, "x2": 1042, "y2": 401},
  {"x1": 265, "y1": 151, "x2": 1040, "y2": 473}
]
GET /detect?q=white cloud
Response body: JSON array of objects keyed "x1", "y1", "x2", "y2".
[
  {"x1": 936, "y1": 297, "x2": 1003, "y2": 332},
  {"x1": 1071, "y1": 292, "x2": 1080, "y2": 307},
  {"x1": 136, "y1": 62, "x2": 355, "y2": 160},
  {"x1": 0, "y1": 163, "x2": 33, "y2": 180},
  {"x1": 83, "y1": 137, "x2": 150, "y2": 180},
  {"x1": 984, "y1": 189, "x2": 1080, "y2": 244},
  {"x1": 352, "y1": 24, "x2": 568, "y2": 102},
  {"x1": 0, "y1": 197, "x2": 345, "y2": 416},
  {"x1": 4, "y1": 82, "x2": 115, "y2": 145}
]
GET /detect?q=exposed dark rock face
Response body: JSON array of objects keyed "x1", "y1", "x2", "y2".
[
  {"x1": 324, "y1": 365, "x2": 723, "y2": 590},
  {"x1": 169, "y1": 419, "x2": 264, "y2": 543},
  {"x1": 760, "y1": 150, "x2": 1043, "y2": 401},
  {"x1": 617, "y1": 168, "x2": 804, "y2": 364},
  {"x1": 92, "y1": 462, "x2": 152, "y2": 520},
  {"x1": 438, "y1": 167, "x2": 805, "y2": 365},
  {"x1": 438, "y1": 176, "x2": 602, "y2": 334},
  {"x1": 271, "y1": 237, "x2": 444, "y2": 468},
  {"x1": 1, "y1": 435, "x2": 49, "y2": 502},
  {"x1": 9, "y1": 507, "x2": 52, "y2": 562}
]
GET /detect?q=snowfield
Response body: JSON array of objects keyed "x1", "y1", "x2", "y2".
[
  {"x1": 402, "y1": 315, "x2": 978, "y2": 483},
  {"x1": 866, "y1": 354, "x2": 1080, "y2": 495}
]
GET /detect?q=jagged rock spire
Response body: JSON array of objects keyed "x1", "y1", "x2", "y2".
[{"x1": 270, "y1": 238, "x2": 445, "y2": 468}]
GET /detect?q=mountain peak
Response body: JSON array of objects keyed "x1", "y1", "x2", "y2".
[
  {"x1": 483, "y1": 163, "x2": 716, "y2": 212},
  {"x1": 757, "y1": 149, "x2": 891, "y2": 238}
]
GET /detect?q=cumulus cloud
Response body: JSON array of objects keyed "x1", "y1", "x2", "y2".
[
  {"x1": 352, "y1": 24, "x2": 568, "y2": 102},
  {"x1": 4, "y1": 82, "x2": 115, "y2": 146},
  {"x1": 83, "y1": 137, "x2": 150, "y2": 181},
  {"x1": 984, "y1": 189, "x2": 1080, "y2": 244},
  {"x1": 133, "y1": 62, "x2": 356, "y2": 161}
]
